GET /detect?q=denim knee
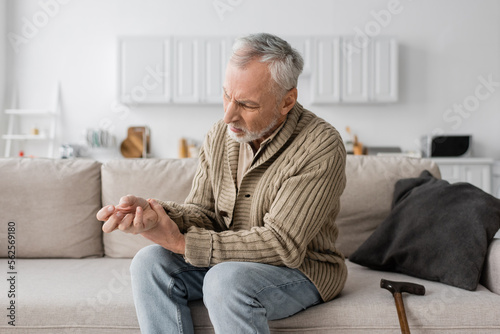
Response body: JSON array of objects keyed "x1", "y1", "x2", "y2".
[
  {"x1": 203, "y1": 263, "x2": 247, "y2": 305},
  {"x1": 202, "y1": 263, "x2": 272, "y2": 333},
  {"x1": 203, "y1": 262, "x2": 242, "y2": 289},
  {"x1": 130, "y1": 244, "x2": 166, "y2": 278}
]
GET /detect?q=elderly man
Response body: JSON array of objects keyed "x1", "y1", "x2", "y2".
[{"x1": 97, "y1": 33, "x2": 347, "y2": 334}]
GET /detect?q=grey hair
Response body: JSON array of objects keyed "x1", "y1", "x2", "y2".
[{"x1": 230, "y1": 33, "x2": 304, "y2": 97}]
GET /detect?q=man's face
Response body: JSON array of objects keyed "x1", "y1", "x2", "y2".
[{"x1": 222, "y1": 60, "x2": 285, "y2": 146}]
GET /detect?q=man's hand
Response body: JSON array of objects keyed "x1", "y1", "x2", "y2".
[
  {"x1": 141, "y1": 199, "x2": 186, "y2": 255},
  {"x1": 96, "y1": 195, "x2": 185, "y2": 254},
  {"x1": 96, "y1": 195, "x2": 156, "y2": 234}
]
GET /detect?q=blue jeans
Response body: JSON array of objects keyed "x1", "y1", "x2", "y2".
[{"x1": 130, "y1": 244, "x2": 322, "y2": 334}]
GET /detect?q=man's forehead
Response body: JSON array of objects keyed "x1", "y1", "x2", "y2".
[{"x1": 224, "y1": 61, "x2": 271, "y2": 95}]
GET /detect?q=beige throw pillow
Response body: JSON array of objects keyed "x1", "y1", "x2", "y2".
[{"x1": 0, "y1": 158, "x2": 103, "y2": 258}]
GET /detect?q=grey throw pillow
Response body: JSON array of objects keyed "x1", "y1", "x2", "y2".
[{"x1": 350, "y1": 170, "x2": 500, "y2": 290}]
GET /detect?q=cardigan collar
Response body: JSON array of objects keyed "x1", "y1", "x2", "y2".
[{"x1": 225, "y1": 102, "x2": 305, "y2": 186}]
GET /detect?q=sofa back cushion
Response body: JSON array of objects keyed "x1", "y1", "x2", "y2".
[
  {"x1": 0, "y1": 158, "x2": 103, "y2": 258},
  {"x1": 336, "y1": 155, "x2": 441, "y2": 257},
  {"x1": 100, "y1": 156, "x2": 440, "y2": 259},
  {"x1": 101, "y1": 158, "x2": 198, "y2": 257}
]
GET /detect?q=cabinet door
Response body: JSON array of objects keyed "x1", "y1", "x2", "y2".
[
  {"x1": 287, "y1": 37, "x2": 312, "y2": 76},
  {"x1": 372, "y1": 38, "x2": 398, "y2": 102},
  {"x1": 463, "y1": 165, "x2": 492, "y2": 194},
  {"x1": 436, "y1": 162, "x2": 492, "y2": 194},
  {"x1": 311, "y1": 37, "x2": 340, "y2": 103},
  {"x1": 493, "y1": 163, "x2": 500, "y2": 198},
  {"x1": 173, "y1": 37, "x2": 200, "y2": 103},
  {"x1": 437, "y1": 164, "x2": 461, "y2": 184},
  {"x1": 341, "y1": 37, "x2": 369, "y2": 102},
  {"x1": 201, "y1": 38, "x2": 229, "y2": 104},
  {"x1": 119, "y1": 37, "x2": 171, "y2": 104}
]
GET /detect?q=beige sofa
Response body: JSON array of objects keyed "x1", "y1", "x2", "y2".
[{"x1": 0, "y1": 156, "x2": 499, "y2": 333}]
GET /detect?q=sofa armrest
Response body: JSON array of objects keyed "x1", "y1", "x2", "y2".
[{"x1": 481, "y1": 238, "x2": 500, "y2": 295}]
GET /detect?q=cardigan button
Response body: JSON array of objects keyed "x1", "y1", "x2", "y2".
[
  {"x1": 219, "y1": 210, "x2": 228, "y2": 217},
  {"x1": 245, "y1": 194, "x2": 251, "y2": 198}
]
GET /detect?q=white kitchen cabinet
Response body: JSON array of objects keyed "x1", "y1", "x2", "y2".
[
  {"x1": 119, "y1": 35, "x2": 398, "y2": 105},
  {"x1": 341, "y1": 37, "x2": 369, "y2": 102},
  {"x1": 432, "y1": 158, "x2": 494, "y2": 195},
  {"x1": 119, "y1": 37, "x2": 171, "y2": 104},
  {"x1": 173, "y1": 37, "x2": 232, "y2": 104},
  {"x1": 372, "y1": 38, "x2": 398, "y2": 102},
  {"x1": 311, "y1": 37, "x2": 341, "y2": 103},
  {"x1": 119, "y1": 36, "x2": 229, "y2": 105},
  {"x1": 200, "y1": 38, "x2": 230, "y2": 104},
  {"x1": 311, "y1": 36, "x2": 397, "y2": 104},
  {"x1": 172, "y1": 37, "x2": 200, "y2": 103},
  {"x1": 434, "y1": 158, "x2": 500, "y2": 239},
  {"x1": 287, "y1": 37, "x2": 312, "y2": 76},
  {"x1": 493, "y1": 162, "x2": 500, "y2": 198}
]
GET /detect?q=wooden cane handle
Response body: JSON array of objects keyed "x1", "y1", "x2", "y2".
[{"x1": 394, "y1": 292, "x2": 410, "y2": 334}]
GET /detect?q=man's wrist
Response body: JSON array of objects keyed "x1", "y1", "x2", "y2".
[
  {"x1": 152, "y1": 224, "x2": 186, "y2": 255},
  {"x1": 176, "y1": 234, "x2": 186, "y2": 255}
]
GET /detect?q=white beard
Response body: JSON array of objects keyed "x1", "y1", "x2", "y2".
[{"x1": 227, "y1": 116, "x2": 279, "y2": 143}]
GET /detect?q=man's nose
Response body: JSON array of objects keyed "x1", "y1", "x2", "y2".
[{"x1": 224, "y1": 101, "x2": 240, "y2": 124}]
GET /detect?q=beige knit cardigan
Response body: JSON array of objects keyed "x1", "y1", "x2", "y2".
[{"x1": 160, "y1": 103, "x2": 347, "y2": 302}]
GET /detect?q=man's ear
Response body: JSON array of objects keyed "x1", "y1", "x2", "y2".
[{"x1": 280, "y1": 88, "x2": 298, "y2": 116}]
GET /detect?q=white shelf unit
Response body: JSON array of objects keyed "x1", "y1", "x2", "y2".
[{"x1": 2, "y1": 85, "x2": 59, "y2": 158}]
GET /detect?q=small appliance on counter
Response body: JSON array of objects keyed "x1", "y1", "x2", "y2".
[{"x1": 421, "y1": 135, "x2": 472, "y2": 157}]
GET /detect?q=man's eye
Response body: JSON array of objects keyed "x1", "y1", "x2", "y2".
[{"x1": 240, "y1": 103, "x2": 258, "y2": 110}]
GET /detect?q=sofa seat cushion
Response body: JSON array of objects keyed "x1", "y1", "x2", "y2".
[
  {"x1": 266, "y1": 261, "x2": 500, "y2": 333},
  {"x1": 3, "y1": 259, "x2": 498, "y2": 333},
  {"x1": 0, "y1": 158, "x2": 103, "y2": 258},
  {"x1": 0, "y1": 258, "x2": 138, "y2": 333}
]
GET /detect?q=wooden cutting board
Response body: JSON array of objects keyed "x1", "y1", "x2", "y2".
[{"x1": 120, "y1": 126, "x2": 149, "y2": 158}]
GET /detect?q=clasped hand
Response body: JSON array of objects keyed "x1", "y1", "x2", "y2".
[{"x1": 96, "y1": 195, "x2": 185, "y2": 254}]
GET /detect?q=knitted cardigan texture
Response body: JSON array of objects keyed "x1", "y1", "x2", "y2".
[{"x1": 160, "y1": 103, "x2": 347, "y2": 302}]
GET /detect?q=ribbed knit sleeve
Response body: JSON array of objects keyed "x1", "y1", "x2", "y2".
[{"x1": 157, "y1": 125, "x2": 224, "y2": 234}]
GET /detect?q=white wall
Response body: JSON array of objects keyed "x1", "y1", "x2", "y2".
[
  {"x1": 0, "y1": 1, "x2": 6, "y2": 157},
  {"x1": 5, "y1": 0, "x2": 500, "y2": 159}
]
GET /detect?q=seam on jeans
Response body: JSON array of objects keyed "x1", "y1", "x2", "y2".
[
  {"x1": 166, "y1": 253, "x2": 209, "y2": 277},
  {"x1": 254, "y1": 277, "x2": 309, "y2": 296},
  {"x1": 170, "y1": 266, "x2": 208, "y2": 277},
  {"x1": 254, "y1": 277, "x2": 321, "y2": 313},
  {"x1": 167, "y1": 278, "x2": 185, "y2": 334},
  {"x1": 250, "y1": 302, "x2": 261, "y2": 334}
]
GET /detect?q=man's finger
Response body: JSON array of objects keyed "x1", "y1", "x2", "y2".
[
  {"x1": 117, "y1": 195, "x2": 136, "y2": 209},
  {"x1": 148, "y1": 199, "x2": 167, "y2": 219},
  {"x1": 133, "y1": 206, "x2": 145, "y2": 231},
  {"x1": 117, "y1": 212, "x2": 135, "y2": 231},
  {"x1": 102, "y1": 213, "x2": 121, "y2": 233},
  {"x1": 96, "y1": 205, "x2": 115, "y2": 221}
]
